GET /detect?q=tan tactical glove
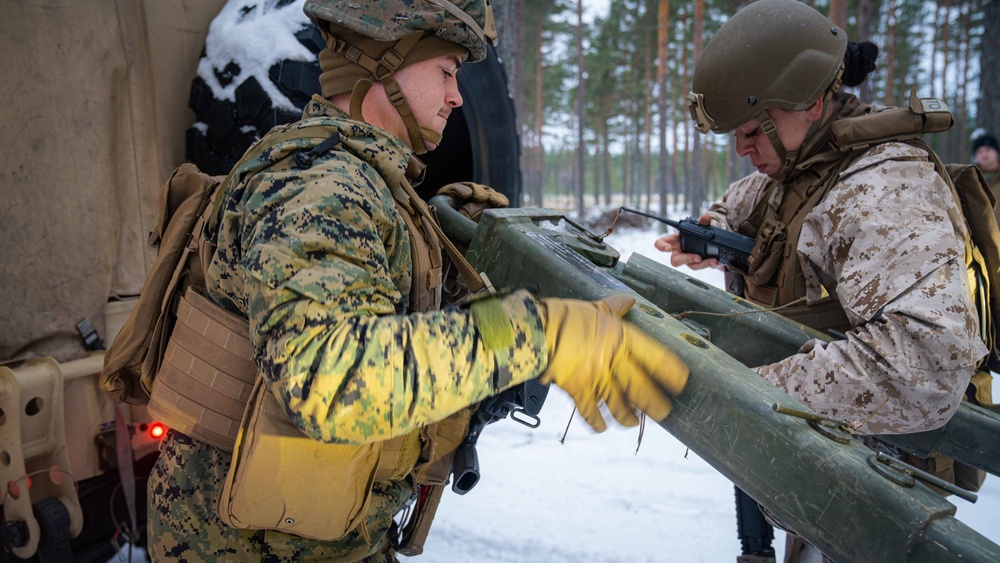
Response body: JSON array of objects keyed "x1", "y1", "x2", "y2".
[
  {"x1": 436, "y1": 181, "x2": 509, "y2": 222},
  {"x1": 537, "y1": 295, "x2": 689, "y2": 432}
]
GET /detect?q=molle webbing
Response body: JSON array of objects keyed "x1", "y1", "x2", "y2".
[
  {"x1": 740, "y1": 152, "x2": 856, "y2": 329},
  {"x1": 147, "y1": 289, "x2": 256, "y2": 452},
  {"x1": 148, "y1": 288, "x2": 409, "y2": 475}
]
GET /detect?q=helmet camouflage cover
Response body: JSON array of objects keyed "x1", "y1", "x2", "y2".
[
  {"x1": 688, "y1": 0, "x2": 847, "y2": 134},
  {"x1": 304, "y1": 0, "x2": 496, "y2": 62}
]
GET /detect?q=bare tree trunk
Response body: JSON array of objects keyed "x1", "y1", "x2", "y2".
[
  {"x1": 601, "y1": 125, "x2": 611, "y2": 205},
  {"x1": 930, "y1": 2, "x2": 940, "y2": 98},
  {"x1": 602, "y1": 124, "x2": 612, "y2": 207},
  {"x1": 657, "y1": 0, "x2": 670, "y2": 216},
  {"x1": 857, "y1": 0, "x2": 875, "y2": 103},
  {"x1": 883, "y1": 0, "x2": 898, "y2": 106},
  {"x1": 595, "y1": 118, "x2": 603, "y2": 207},
  {"x1": 633, "y1": 118, "x2": 642, "y2": 207},
  {"x1": 643, "y1": 23, "x2": 654, "y2": 213},
  {"x1": 532, "y1": 17, "x2": 545, "y2": 206},
  {"x1": 670, "y1": 67, "x2": 681, "y2": 213},
  {"x1": 624, "y1": 140, "x2": 632, "y2": 208},
  {"x1": 828, "y1": 0, "x2": 848, "y2": 29},
  {"x1": 575, "y1": 0, "x2": 585, "y2": 217},
  {"x1": 679, "y1": 6, "x2": 690, "y2": 213},
  {"x1": 977, "y1": 0, "x2": 1000, "y2": 133},
  {"x1": 690, "y1": 0, "x2": 704, "y2": 216},
  {"x1": 941, "y1": 0, "x2": 952, "y2": 101},
  {"x1": 957, "y1": 0, "x2": 972, "y2": 160}
]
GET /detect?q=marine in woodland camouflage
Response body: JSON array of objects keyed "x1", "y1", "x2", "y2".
[
  {"x1": 148, "y1": 97, "x2": 548, "y2": 561},
  {"x1": 706, "y1": 141, "x2": 987, "y2": 435}
]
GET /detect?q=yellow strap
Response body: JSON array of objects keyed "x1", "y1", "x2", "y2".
[
  {"x1": 469, "y1": 296, "x2": 514, "y2": 350},
  {"x1": 373, "y1": 435, "x2": 407, "y2": 482}
]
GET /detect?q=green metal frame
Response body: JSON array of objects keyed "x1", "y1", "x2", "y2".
[{"x1": 433, "y1": 202, "x2": 1000, "y2": 562}]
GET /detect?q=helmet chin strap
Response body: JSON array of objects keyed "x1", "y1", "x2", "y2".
[
  {"x1": 347, "y1": 77, "x2": 440, "y2": 154},
  {"x1": 758, "y1": 113, "x2": 798, "y2": 179},
  {"x1": 337, "y1": 31, "x2": 439, "y2": 154},
  {"x1": 381, "y1": 77, "x2": 438, "y2": 154},
  {"x1": 763, "y1": 64, "x2": 846, "y2": 179}
]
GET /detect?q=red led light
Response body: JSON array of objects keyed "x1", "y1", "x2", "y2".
[{"x1": 149, "y1": 422, "x2": 167, "y2": 439}]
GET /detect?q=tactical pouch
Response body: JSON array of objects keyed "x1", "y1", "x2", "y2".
[
  {"x1": 969, "y1": 369, "x2": 994, "y2": 407},
  {"x1": 831, "y1": 91, "x2": 953, "y2": 152},
  {"x1": 101, "y1": 164, "x2": 222, "y2": 404},
  {"x1": 218, "y1": 375, "x2": 381, "y2": 541},
  {"x1": 413, "y1": 407, "x2": 473, "y2": 485},
  {"x1": 744, "y1": 218, "x2": 786, "y2": 286},
  {"x1": 395, "y1": 195, "x2": 443, "y2": 313},
  {"x1": 146, "y1": 288, "x2": 257, "y2": 452}
]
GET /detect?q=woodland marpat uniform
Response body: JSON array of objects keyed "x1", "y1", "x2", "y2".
[
  {"x1": 206, "y1": 99, "x2": 546, "y2": 443},
  {"x1": 705, "y1": 141, "x2": 987, "y2": 434},
  {"x1": 148, "y1": 99, "x2": 548, "y2": 560}
]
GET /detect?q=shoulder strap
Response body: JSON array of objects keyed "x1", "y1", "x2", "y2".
[
  {"x1": 738, "y1": 151, "x2": 857, "y2": 301},
  {"x1": 394, "y1": 190, "x2": 444, "y2": 312},
  {"x1": 397, "y1": 176, "x2": 486, "y2": 293}
]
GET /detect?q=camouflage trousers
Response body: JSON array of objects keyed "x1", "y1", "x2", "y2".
[{"x1": 148, "y1": 430, "x2": 411, "y2": 562}]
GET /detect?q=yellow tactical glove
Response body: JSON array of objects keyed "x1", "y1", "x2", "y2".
[
  {"x1": 538, "y1": 295, "x2": 689, "y2": 432},
  {"x1": 436, "y1": 181, "x2": 509, "y2": 222}
]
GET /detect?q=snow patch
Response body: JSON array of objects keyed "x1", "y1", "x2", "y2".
[{"x1": 200, "y1": 0, "x2": 313, "y2": 111}]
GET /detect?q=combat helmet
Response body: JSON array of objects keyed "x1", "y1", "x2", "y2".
[
  {"x1": 687, "y1": 0, "x2": 847, "y2": 175},
  {"x1": 303, "y1": 0, "x2": 496, "y2": 154}
]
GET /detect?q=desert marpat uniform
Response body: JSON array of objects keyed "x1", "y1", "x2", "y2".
[
  {"x1": 706, "y1": 140, "x2": 987, "y2": 435},
  {"x1": 148, "y1": 97, "x2": 549, "y2": 561}
]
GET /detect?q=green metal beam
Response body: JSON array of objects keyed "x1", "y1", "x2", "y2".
[{"x1": 446, "y1": 206, "x2": 1000, "y2": 562}]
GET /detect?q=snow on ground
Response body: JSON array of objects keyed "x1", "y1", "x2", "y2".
[{"x1": 419, "y1": 221, "x2": 1000, "y2": 563}]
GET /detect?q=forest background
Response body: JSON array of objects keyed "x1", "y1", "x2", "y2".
[{"x1": 491, "y1": 0, "x2": 1000, "y2": 219}]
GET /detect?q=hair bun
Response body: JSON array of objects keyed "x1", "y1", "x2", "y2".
[{"x1": 842, "y1": 41, "x2": 879, "y2": 87}]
